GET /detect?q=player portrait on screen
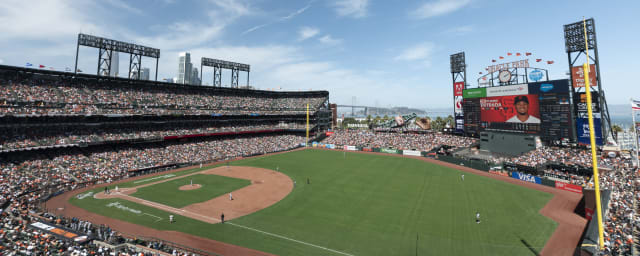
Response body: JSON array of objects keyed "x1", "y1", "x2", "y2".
[{"x1": 507, "y1": 95, "x2": 540, "y2": 123}]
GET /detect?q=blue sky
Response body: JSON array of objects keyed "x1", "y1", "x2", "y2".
[{"x1": 1, "y1": 0, "x2": 639, "y2": 109}]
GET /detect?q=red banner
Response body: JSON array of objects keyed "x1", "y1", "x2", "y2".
[
  {"x1": 480, "y1": 95, "x2": 540, "y2": 123},
  {"x1": 325, "y1": 131, "x2": 334, "y2": 136},
  {"x1": 572, "y1": 64, "x2": 597, "y2": 88},
  {"x1": 453, "y1": 82, "x2": 464, "y2": 96},
  {"x1": 555, "y1": 181, "x2": 583, "y2": 194},
  {"x1": 489, "y1": 170, "x2": 509, "y2": 177}
]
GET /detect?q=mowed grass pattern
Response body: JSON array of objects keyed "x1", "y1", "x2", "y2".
[
  {"x1": 131, "y1": 174, "x2": 251, "y2": 208},
  {"x1": 71, "y1": 149, "x2": 557, "y2": 256}
]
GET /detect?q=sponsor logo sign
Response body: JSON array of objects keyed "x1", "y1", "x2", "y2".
[
  {"x1": 30, "y1": 222, "x2": 89, "y2": 243},
  {"x1": 346, "y1": 146, "x2": 357, "y2": 151},
  {"x1": 539, "y1": 83, "x2": 553, "y2": 92},
  {"x1": 575, "y1": 92, "x2": 600, "y2": 113},
  {"x1": 362, "y1": 147, "x2": 373, "y2": 152},
  {"x1": 511, "y1": 172, "x2": 541, "y2": 184},
  {"x1": 463, "y1": 88, "x2": 486, "y2": 99},
  {"x1": 381, "y1": 148, "x2": 399, "y2": 154},
  {"x1": 529, "y1": 70, "x2": 544, "y2": 82},
  {"x1": 572, "y1": 64, "x2": 597, "y2": 88},
  {"x1": 453, "y1": 82, "x2": 464, "y2": 96},
  {"x1": 485, "y1": 84, "x2": 528, "y2": 97},
  {"x1": 403, "y1": 150, "x2": 421, "y2": 156},
  {"x1": 489, "y1": 170, "x2": 509, "y2": 177},
  {"x1": 576, "y1": 118, "x2": 603, "y2": 145},
  {"x1": 554, "y1": 181, "x2": 583, "y2": 194}
]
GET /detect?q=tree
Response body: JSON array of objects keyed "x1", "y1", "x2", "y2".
[
  {"x1": 342, "y1": 117, "x2": 357, "y2": 128},
  {"x1": 612, "y1": 124, "x2": 623, "y2": 136},
  {"x1": 366, "y1": 114, "x2": 372, "y2": 124}
]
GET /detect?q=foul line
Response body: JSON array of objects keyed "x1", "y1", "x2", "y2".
[
  {"x1": 142, "y1": 213, "x2": 163, "y2": 222},
  {"x1": 227, "y1": 222, "x2": 354, "y2": 256}
]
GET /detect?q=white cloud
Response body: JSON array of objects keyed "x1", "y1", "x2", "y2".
[
  {"x1": 0, "y1": 59, "x2": 3, "y2": 64},
  {"x1": 410, "y1": 0, "x2": 471, "y2": 19},
  {"x1": 318, "y1": 35, "x2": 342, "y2": 45},
  {"x1": 209, "y1": 0, "x2": 253, "y2": 17},
  {"x1": 298, "y1": 27, "x2": 320, "y2": 41},
  {"x1": 243, "y1": 3, "x2": 312, "y2": 34},
  {"x1": 0, "y1": 0, "x2": 104, "y2": 41},
  {"x1": 394, "y1": 43, "x2": 435, "y2": 62},
  {"x1": 332, "y1": 0, "x2": 369, "y2": 18},
  {"x1": 104, "y1": 0, "x2": 143, "y2": 15}
]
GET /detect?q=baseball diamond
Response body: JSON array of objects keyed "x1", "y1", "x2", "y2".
[{"x1": 47, "y1": 149, "x2": 585, "y2": 256}]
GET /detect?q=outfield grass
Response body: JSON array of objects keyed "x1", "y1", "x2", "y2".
[
  {"x1": 70, "y1": 149, "x2": 557, "y2": 256},
  {"x1": 131, "y1": 174, "x2": 251, "y2": 208}
]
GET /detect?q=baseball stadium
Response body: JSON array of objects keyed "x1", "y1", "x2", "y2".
[{"x1": 1, "y1": 3, "x2": 639, "y2": 256}]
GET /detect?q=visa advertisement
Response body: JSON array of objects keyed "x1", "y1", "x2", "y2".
[
  {"x1": 480, "y1": 94, "x2": 541, "y2": 124},
  {"x1": 511, "y1": 172, "x2": 542, "y2": 184}
]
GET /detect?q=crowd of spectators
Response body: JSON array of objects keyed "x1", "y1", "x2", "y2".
[
  {"x1": 0, "y1": 133, "x2": 305, "y2": 255},
  {"x1": 323, "y1": 130, "x2": 476, "y2": 152},
  {"x1": 505, "y1": 146, "x2": 593, "y2": 167},
  {"x1": 0, "y1": 79, "x2": 327, "y2": 116},
  {"x1": 598, "y1": 157, "x2": 639, "y2": 256},
  {"x1": 0, "y1": 121, "x2": 307, "y2": 151}
]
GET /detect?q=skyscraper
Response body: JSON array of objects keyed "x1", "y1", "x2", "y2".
[
  {"x1": 191, "y1": 67, "x2": 200, "y2": 85},
  {"x1": 109, "y1": 52, "x2": 119, "y2": 77},
  {"x1": 177, "y1": 52, "x2": 192, "y2": 84},
  {"x1": 140, "y1": 68, "x2": 150, "y2": 80}
]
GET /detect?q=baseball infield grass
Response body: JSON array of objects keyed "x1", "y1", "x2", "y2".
[
  {"x1": 131, "y1": 174, "x2": 251, "y2": 208},
  {"x1": 70, "y1": 149, "x2": 557, "y2": 256}
]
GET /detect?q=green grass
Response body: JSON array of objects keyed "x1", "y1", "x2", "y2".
[
  {"x1": 70, "y1": 149, "x2": 557, "y2": 256},
  {"x1": 130, "y1": 174, "x2": 251, "y2": 208}
]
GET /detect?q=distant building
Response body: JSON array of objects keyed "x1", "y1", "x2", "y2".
[
  {"x1": 103, "y1": 52, "x2": 119, "y2": 77},
  {"x1": 177, "y1": 52, "x2": 193, "y2": 84},
  {"x1": 191, "y1": 67, "x2": 200, "y2": 85},
  {"x1": 140, "y1": 68, "x2": 150, "y2": 80}
]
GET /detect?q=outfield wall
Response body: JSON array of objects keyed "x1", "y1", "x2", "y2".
[{"x1": 312, "y1": 142, "x2": 585, "y2": 195}]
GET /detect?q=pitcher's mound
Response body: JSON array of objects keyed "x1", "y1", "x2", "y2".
[{"x1": 179, "y1": 184, "x2": 202, "y2": 191}]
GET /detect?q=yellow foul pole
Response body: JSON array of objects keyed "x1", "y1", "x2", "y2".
[
  {"x1": 306, "y1": 103, "x2": 310, "y2": 147},
  {"x1": 582, "y1": 18, "x2": 604, "y2": 249}
]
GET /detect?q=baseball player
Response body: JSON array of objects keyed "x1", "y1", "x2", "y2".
[
  {"x1": 200, "y1": 163, "x2": 203, "y2": 168},
  {"x1": 221, "y1": 213, "x2": 225, "y2": 223},
  {"x1": 169, "y1": 215, "x2": 174, "y2": 223},
  {"x1": 190, "y1": 178, "x2": 193, "y2": 186},
  {"x1": 461, "y1": 174, "x2": 464, "y2": 181},
  {"x1": 476, "y1": 211, "x2": 481, "y2": 224},
  {"x1": 115, "y1": 185, "x2": 118, "y2": 192},
  {"x1": 229, "y1": 193, "x2": 233, "y2": 200}
]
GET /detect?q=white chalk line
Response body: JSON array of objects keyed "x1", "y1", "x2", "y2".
[
  {"x1": 142, "y1": 213, "x2": 163, "y2": 222},
  {"x1": 114, "y1": 192, "x2": 221, "y2": 223},
  {"x1": 227, "y1": 222, "x2": 354, "y2": 256}
]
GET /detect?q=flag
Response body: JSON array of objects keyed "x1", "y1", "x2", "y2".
[
  {"x1": 507, "y1": 52, "x2": 512, "y2": 56},
  {"x1": 526, "y1": 52, "x2": 532, "y2": 56},
  {"x1": 536, "y1": 59, "x2": 542, "y2": 62},
  {"x1": 547, "y1": 61, "x2": 554, "y2": 64},
  {"x1": 482, "y1": 77, "x2": 487, "y2": 81},
  {"x1": 26, "y1": 63, "x2": 33, "y2": 67},
  {"x1": 516, "y1": 53, "x2": 521, "y2": 56},
  {"x1": 632, "y1": 100, "x2": 640, "y2": 110},
  {"x1": 499, "y1": 56, "x2": 504, "y2": 59},
  {"x1": 39, "y1": 65, "x2": 45, "y2": 68},
  {"x1": 491, "y1": 59, "x2": 496, "y2": 62}
]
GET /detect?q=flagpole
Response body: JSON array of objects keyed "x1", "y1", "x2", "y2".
[{"x1": 582, "y1": 17, "x2": 605, "y2": 249}]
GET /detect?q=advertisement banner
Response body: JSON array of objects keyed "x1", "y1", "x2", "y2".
[
  {"x1": 327, "y1": 144, "x2": 335, "y2": 149},
  {"x1": 555, "y1": 181, "x2": 583, "y2": 194},
  {"x1": 454, "y1": 96, "x2": 464, "y2": 114},
  {"x1": 574, "y1": 92, "x2": 600, "y2": 113},
  {"x1": 362, "y1": 147, "x2": 373, "y2": 152},
  {"x1": 480, "y1": 95, "x2": 541, "y2": 123},
  {"x1": 489, "y1": 170, "x2": 509, "y2": 177},
  {"x1": 381, "y1": 148, "x2": 399, "y2": 154},
  {"x1": 402, "y1": 150, "x2": 421, "y2": 156},
  {"x1": 511, "y1": 172, "x2": 542, "y2": 184},
  {"x1": 485, "y1": 84, "x2": 528, "y2": 97},
  {"x1": 576, "y1": 118, "x2": 603, "y2": 145},
  {"x1": 346, "y1": 146, "x2": 357, "y2": 151},
  {"x1": 343, "y1": 145, "x2": 348, "y2": 150},
  {"x1": 528, "y1": 80, "x2": 570, "y2": 94},
  {"x1": 463, "y1": 88, "x2": 486, "y2": 99},
  {"x1": 572, "y1": 64, "x2": 597, "y2": 88},
  {"x1": 453, "y1": 82, "x2": 464, "y2": 96},
  {"x1": 455, "y1": 116, "x2": 464, "y2": 133},
  {"x1": 312, "y1": 142, "x2": 318, "y2": 147}
]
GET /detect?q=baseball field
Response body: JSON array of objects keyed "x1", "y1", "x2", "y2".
[{"x1": 67, "y1": 149, "x2": 557, "y2": 255}]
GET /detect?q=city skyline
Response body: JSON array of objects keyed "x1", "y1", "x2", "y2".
[{"x1": 0, "y1": 0, "x2": 639, "y2": 108}]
